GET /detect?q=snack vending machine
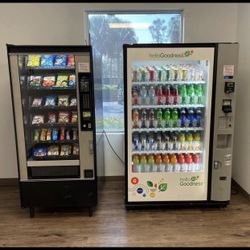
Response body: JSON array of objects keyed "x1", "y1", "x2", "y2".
[
  {"x1": 124, "y1": 43, "x2": 238, "y2": 208},
  {"x1": 7, "y1": 45, "x2": 98, "y2": 217}
]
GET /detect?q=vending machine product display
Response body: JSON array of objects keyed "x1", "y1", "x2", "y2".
[
  {"x1": 7, "y1": 45, "x2": 99, "y2": 217},
  {"x1": 124, "y1": 43, "x2": 238, "y2": 208}
]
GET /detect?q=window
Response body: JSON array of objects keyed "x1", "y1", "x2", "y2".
[{"x1": 88, "y1": 12, "x2": 183, "y2": 132}]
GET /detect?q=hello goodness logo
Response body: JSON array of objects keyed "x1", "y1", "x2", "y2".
[
  {"x1": 149, "y1": 50, "x2": 194, "y2": 59},
  {"x1": 180, "y1": 176, "x2": 203, "y2": 186}
]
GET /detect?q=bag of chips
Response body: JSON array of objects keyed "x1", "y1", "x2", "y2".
[
  {"x1": 46, "y1": 128, "x2": 52, "y2": 141},
  {"x1": 42, "y1": 76, "x2": 56, "y2": 87},
  {"x1": 71, "y1": 112, "x2": 78, "y2": 123},
  {"x1": 58, "y1": 96, "x2": 69, "y2": 106},
  {"x1": 40, "y1": 55, "x2": 55, "y2": 67},
  {"x1": 33, "y1": 129, "x2": 40, "y2": 142},
  {"x1": 72, "y1": 129, "x2": 78, "y2": 140},
  {"x1": 54, "y1": 55, "x2": 67, "y2": 67},
  {"x1": 47, "y1": 145, "x2": 59, "y2": 156},
  {"x1": 67, "y1": 55, "x2": 75, "y2": 67},
  {"x1": 32, "y1": 115, "x2": 44, "y2": 124},
  {"x1": 60, "y1": 145, "x2": 71, "y2": 156},
  {"x1": 32, "y1": 98, "x2": 43, "y2": 107},
  {"x1": 48, "y1": 113, "x2": 56, "y2": 124},
  {"x1": 58, "y1": 112, "x2": 70, "y2": 123},
  {"x1": 60, "y1": 127, "x2": 65, "y2": 140},
  {"x1": 68, "y1": 74, "x2": 76, "y2": 87},
  {"x1": 55, "y1": 75, "x2": 68, "y2": 87},
  {"x1": 40, "y1": 128, "x2": 47, "y2": 141},
  {"x1": 70, "y1": 97, "x2": 77, "y2": 106},
  {"x1": 29, "y1": 76, "x2": 42, "y2": 87},
  {"x1": 44, "y1": 96, "x2": 56, "y2": 106},
  {"x1": 33, "y1": 147, "x2": 46, "y2": 157},
  {"x1": 27, "y1": 55, "x2": 41, "y2": 67},
  {"x1": 72, "y1": 145, "x2": 79, "y2": 155},
  {"x1": 52, "y1": 128, "x2": 59, "y2": 141}
]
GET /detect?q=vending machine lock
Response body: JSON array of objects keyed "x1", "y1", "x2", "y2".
[
  {"x1": 224, "y1": 82, "x2": 235, "y2": 93},
  {"x1": 222, "y1": 99, "x2": 232, "y2": 113}
]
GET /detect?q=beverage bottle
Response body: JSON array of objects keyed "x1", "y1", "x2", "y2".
[
  {"x1": 156, "y1": 85, "x2": 164, "y2": 105},
  {"x1": 148, "y1": 133, "x2": 155, "y2": 151},
  {"x1": 177, "y1": 66, "x2": 183, "y2": 81},
  {"x1": 132, "y1": 109, "x2": 139, "y2": 128},
  {"x1": 165, "y1": 85, "x2": 171, "y2": 105},
  {"x1": 186, "y1": 132, "x2": 193, "y2": 150},
  {"x1": 170, "y1": 154, "x2": 178, "y2": 172},
  {"x1": 164, "y1": 66, "x2": 170, "y2": 81},
  {"x1": 173, "y1": 85, "x2": 180, "y2": 104},
  {"x1": 149, "y1": 109, "x2": 155, "y2": 128},
  {"x1": 140, "y1": 85, "x2": 147, "y2": 105},
  {"x1": 132, "y1": 154, "x2": 140, "y2": 172},
  {"x1": 148, "y1": 154, "x2": 156, "y2": 172},
  {"x1": 132, "y1": 133, "x2": 139, "y2": 151},
  {"x1": 178, "y1": 132, "x2": 186, "y2": 150},
  {"x1": 132, "y1": 69, "x2": 138, "y2": 82},
  {"x1": 193, "y1": 153, "x2": 201, "y2": 171},
  {"x1": 172, "y1": 133, "x2": 178, "y2": 150},
  {"x1": 164, "y1": 133, "x2": 171, "y2": 150},
  {"x1": 172, "y1": 108, "x2": 179, "y2": 127},
  {"x1": 187, "y1": 84, "x2": 195, "y2": 104},
  {"x1": 148, "y1": 85, "x2": 156, "y2": 105},
  {"x1": 180, "y1": 108, "x2": 186, "y2": 127},
  {"x1": 179, "y1": 84, "x2": 187, "y2": 104},
  {"x1": 182, "y1": 66, "x2": 188, "y2": 81},
  {"x1": 163, "y1": 154, "x2": 170, "y2": 172},
  {"x1": 155, "y1": 154, "x2": 163, "y2": 172},
  {"x1": 187, "y1": 108, "x2": 194, "y2": 127},
  {"x1": 164, "y1": 108, "x2": 171, "y2": 128},
  {"x1": 167, "y1": 133, "x2": 173, "y2": 151},
  {"x1": 178, "y1": 154, "x2": 185, "y2": 172},
  {"x1": 185, "y1": 153, "x2": 193, "y2": 172},
  {"x1": 141, "y1": 109, "x2": 147, "y2": 128},
  {"x1": 140, "y1": 154, "x2": 147, "y2": 172},
  {"x1": 195, "y1": 84, "x2": 203, "y2": 104},
  {"x1": 195, "y1": 108, "x2": 203, "y2": 127},
  {"x1": 141, "y1": 133, "x2": 147, "y2": 151},
  {"x1": 156, "y1": 108, "x2": 163, "y2": 128},
  {"x1": 156, "y1": 133, "x2": 162, "y2": 150},
  {"x1": 193, "y1": 132, "x2": 201, "y2": 150},
  {"x1": 132, "y1": 86, "x2": 139, "y2": 105}
]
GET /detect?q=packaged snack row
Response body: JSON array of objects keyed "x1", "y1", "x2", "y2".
[
  {"x1": 28, "y1": 74, "x2": 76, "y2": 88},
  {"x1": 27, "y1": 54, "x2": 75, "y2": 68},
  {"x1": 31, "y1": 96, "x2": 77, "y2": 107},
  {"x1": 33, "y1": 144, "x2": 79, "y2": 157},
  {"x1": 32, "y1": 111, "x2": 78, "y2": 125},
  {"x1": 33, "y1": 128, "x2": 78, "y2": 142}
]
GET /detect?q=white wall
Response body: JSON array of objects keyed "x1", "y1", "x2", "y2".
[
  {"x1": 232, "y1": 4, "x2": 250, "y2": 194},
  {"x1": 0, "y1": 3, "x2": 238, "y2": 179}
]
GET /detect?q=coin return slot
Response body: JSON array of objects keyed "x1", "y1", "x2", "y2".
[{"x1": 217, "y1": 134, "x2": 232, "y2": 149}]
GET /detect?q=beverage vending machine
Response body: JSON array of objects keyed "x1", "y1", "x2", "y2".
[
  {"x1": 7, "y1": 45, "x2": 101, "y2": 217},
  {"x1": 124, "y1": 43, "x2": 238, "y2": 208}
]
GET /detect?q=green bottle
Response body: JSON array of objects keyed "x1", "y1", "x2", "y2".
[
  {"x1": 156, "y1": 108, "x2": 163, "y2": 128},
  {"x1": 172, "y1": 108, "x2": 179, "y2": 127},
  {"x1": 164, "y1": 109, "x2": 171, "y2": 127},
  {"x1": 179, "y1": 85, "x2": 187, "y2": 104}
]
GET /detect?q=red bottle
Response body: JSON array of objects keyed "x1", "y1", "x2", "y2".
[
  {"x1": 165, "y1": 85, "x2": 171, "y2": 105},
  {"x1": 156, "y1": 85, "x2": 163, "y2": 105}
]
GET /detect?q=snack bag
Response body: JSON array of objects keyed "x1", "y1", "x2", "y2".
[
  {"x1": 60, "y1": 145, "x2": 71, "y2": 156},
  {"x1": 29, "y1": 76, "x2": 42, "y2": 87},
  {"x1": 70, "y1": 97, "x2": 77, "y2": 106},
  {"x1": 40, "y1": 54, "x2": 55, "y2": 67},
  {"x1": 71, "y1": 112, "x2": 78, "y2": 123},
  {"x1": 33, "y1": 147, "x2": 46, "y2": 157},
  {"x1": 68, "y1": 74, "x2": 76, "y2": 87},
  {"x1": 67, "y1": 55, "x2": 75, "y2": 67},
  {"x1": 47, "y1": 145, "x2": 59, "y2": 156},
  {"x1": 58, "y1": 96, "x2": 69, "y2": 106},
  {"x1": 32, "y1": 98, "x2": 43, "y2": 107},
  {"x1": 60, "y1": 127, "x2": 65, "y2": 140},
  {"x1": 72, "y1": 145, "x2": 79, "y2": 155},
  {"x1": 33, "y1": 129, "x2": 40, "y2": 142},
  {"x1": 52, "y1": 128, "x2": 59, "y2": 141},
  {"x1": 54, "y1": 55, "x2": 67, "y2": 67},
  {"x1": 65, "y1": 129, "x2": 71, "y2": 140},
  {"x1": 40, "y1": 128, "x2": 47, "y2": 141},
  {"x1": 32, "y1": 115, "x2": 44, "y2": 124},
  {"x1": 72, "y1": 129, "x2": 78, "y2": 140},
  {"x1": 48, "y1": 113, "x2": 56, "y2": 124},
  {"x1": 46, "y1": 128, "x2": 52, "y2": 141},
  {"x1": 42, "y1": 76, "x2": 56, "y2": 87},
  {"x1": 55, "y1": 75, "x2": 68, "y2": 87},
  {"x1": 27, "y1": 55, "x2": 41, "y2": 67},
  {"x1": 58, "y1": 112, "x2": 70, "y2": 123},
  {"x1": 45, "y1": 96, "x2": 56, "y2": 106}
]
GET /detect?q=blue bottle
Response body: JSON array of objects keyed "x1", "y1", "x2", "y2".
[
  {"x1": 187, "y1": 108, "x2": 194, "y2": 127},
  {"x1": 195, "y1": 108, "x2": 203, "y2": 127},
  {"x1": 180, "y1": 108, "x2": 186, "y2": 127}
]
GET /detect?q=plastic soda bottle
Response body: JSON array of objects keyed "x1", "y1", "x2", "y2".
[
  {"x1": 148, "y1": 85, "x2": 156, "y2": 105},
  {"x1": 140, "y1": 85, "x2": 147, "y2": 105},
  {"x1": 163, "y1": 154, "x2": 170, "y2": 171},
  {"x1": 141, "y1": 133, "x2": 147, "y2": 151},
  {"x1": 148, "y1": 154, "x2": 156, "y2": 172},
  {"x1": 148, "y1": 133, "x2": 155, "y2": 150},
  {"x1": 132, "y1": 86, "x2": 139, "y2": 105},
  {"x1": 180, "y1": 108, "x2": 186, "y2": 127},
  {"x1": 156, "y1": 85, "x2": 164, "y2": 105},
  {"x1": 195, "y1": 84, "x2": 203, "y2": 104},
  {"x1": 149, "y1": 109, "x2": 155, "y2": 128},
  {"x1": 156, "y1": 108, "x2": 163, "y2": 128},
  {"x1": 165, "y1": 85, "x2": 171, "y2": 105},
  {"x1": 156, "y1": 133, "x2": 162, "y2": 150},
  {"x1": 193, "y1": 153, "x2": 201, "y2": 171},
  {"x1": 155, "y1": 154, "x2": 163, "y2": 171},
  {"x1": 178, "y1": 154, "x2": 185, "y2": 171},
  {"x1": 187, "y1": 84, "x2": 195, "y2": 104},
  {"x1": 187, "y1": 108, "x2": 195, "y2": 127},
  {"x1": 132, "y1": 133, "x2": 139, "y2": 151},
  {"x1": 186, "y1": 132, "x2": 193, "y2": 150},
  {"x1": 178, "y1": 133, "x2": 186, "y2": 150},
  {"x1": 172, "y1": 108, "x2": 179, "y2": 127},
  {"x1": 132, "y1": 154, "x2": 140, "y2": 172},
  {"x1": 195, "y1": 108, "x2": 203, "y2": 127},
  {"x1": 140, "y1": 154, "x2": 147, "y2": 172},
  {"x1": 179, "y1": 84, "x2": 187, "y2": 104},
  {"x1": 185, "y1": 153, "x2": 193, "y2": 172},
  {"x1": 141, "y1": 109, "x2": 147, "y2": 128},
  {"x1": 173, "y1": 85, "x2": 180, "y2": 104},
  {"x1": 164, "y1": 108, "x2": 171, "y2": 127},
  {"x1": 132, "y1": 109, "x2": 139, "y2": 128},
  {"x1": 193, "y1": 132, "x2": 201, "y2": 150}
]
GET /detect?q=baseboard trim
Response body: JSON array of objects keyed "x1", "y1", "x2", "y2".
[
  {"x1": 232, "y1": 179, "x2": 250, "y2": 201},
  {"x1": 0, "y1": 178, "x2": 19, "y2": 186}
]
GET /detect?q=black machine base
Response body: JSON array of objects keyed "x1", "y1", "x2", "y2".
[
  {"x1": 20, "y1": 180, "x2": 97, "y2": 218},
  {"x1": 125, "y1": 200, "x2": 229, "y2": 210}
]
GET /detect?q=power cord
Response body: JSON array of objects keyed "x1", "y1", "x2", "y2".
[{"x1": 103, "y1": 130, "x2": 125, "y2": 165}]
